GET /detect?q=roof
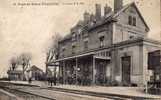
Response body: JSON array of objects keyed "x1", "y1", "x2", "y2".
[
  {"x1": 59, "y1": 34, "x2": 71, "y2": 43},
  {"x1": 59, "y1": 2, "x2": 149, "y2": 43},
  {"x1": 90, "y1": 2, "x2": 149, "y2": 32},
  {"x1": 112, "y1": 2, "x2": 149, "y2": 32},
  {"x1": 7, "y1": 70, "x2": 23, "y2": 74},
  {"x1": 27, "y1": 65, "x2": 43, "y2": 72}
]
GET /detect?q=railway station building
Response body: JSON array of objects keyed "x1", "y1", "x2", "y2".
[{"x1": 49, "y1": 0, "x2": 161, "y2": 86}]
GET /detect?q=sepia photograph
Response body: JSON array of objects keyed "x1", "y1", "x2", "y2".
[{"x1": 0, "y1": 0, "x2": 161, "y2": 100}]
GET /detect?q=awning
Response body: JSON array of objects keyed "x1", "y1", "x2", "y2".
[
  {"x1": 49, "y1": 48, "x2": 111, "y2": 64},
  {"x1": 55, "y1": 52, "x2": 95, "y2": 62},
  {"x1": 94, "y1": 56, "x2": 111, "y2": 60}
]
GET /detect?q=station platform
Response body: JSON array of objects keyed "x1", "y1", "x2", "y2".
[{"x1": 2, "y1": 81, "x2": 161, "y2": 100}]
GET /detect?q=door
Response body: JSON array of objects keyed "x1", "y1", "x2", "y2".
[
  {"x1": 96, "y1": 61, "x2": 106, "y2": 85},
  {"x1": 122, "y1": 56, "x2": 131, "y2": 86}
]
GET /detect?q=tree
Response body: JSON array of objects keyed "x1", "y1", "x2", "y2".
[
  {"x1": 18, "y1": 52, "x2": 32, "y2": 80},
  {"x1": 46, "y1": 33, "x2": 62, "y2": 64},
  {"x1": 18, "y1": 53, "x2": 32, "y2": 71},
  {"x1": 9, "y1": 56, "x2": 18, "y2": 70},
  {"x1": 46, "y1": 33, "x2": 62, "y2": 77}
]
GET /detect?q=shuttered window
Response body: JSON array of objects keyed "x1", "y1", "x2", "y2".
[{"x1": 128, "y1": 15, "x2": 136, "y2": 26}]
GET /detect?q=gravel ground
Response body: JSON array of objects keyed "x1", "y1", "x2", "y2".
[{"x1": 16, "y1": 86, "x2": 113, "y2": 100}]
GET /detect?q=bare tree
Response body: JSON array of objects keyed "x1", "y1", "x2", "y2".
[
  {"x1": 18, "y1": 52, "x2": 32, "y2": 80},
  {"x1": 46, "y1": 33, "x2": 62, "y2": 64},
  {"x1": 46, "y1": 33, "x2": 62, "y2": 77},
  {"x1": 18, "y1": 53, "x2": 32, "y2": 71},
  {"x1": 9, "y1": 56, "x2": 18, "y2": 70}
]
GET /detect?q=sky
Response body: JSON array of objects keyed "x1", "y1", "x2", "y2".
[{"x1": 0, "y1": 0, "x2": 160, "y2": 77}]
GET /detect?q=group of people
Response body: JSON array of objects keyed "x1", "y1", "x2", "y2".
[
  {"x1": 47, "y1": 76, "x2": 57, "y2": 86},
  {"x1": 27, "y1": 76, "x2": 57, "y2": 87},
  {"x1": 66, "y1": 75, "x2": 91, "y2": 86}
]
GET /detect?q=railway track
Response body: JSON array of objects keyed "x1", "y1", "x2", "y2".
[
  {"x1": 0, "y1": 82, "x2": 127, "y2": 100},
  {"x1": 0, "y1": 82, "x2": 55, "y2": 100},
  {"x1": 46, "y1": 87, "x2": 130, "y2": 100},
  {"x1": 0, "y1": 81, "x2": 160, "y2": 100},
  {"x1": 3, "y1": 87, "x2": 55, "y2": 100}
]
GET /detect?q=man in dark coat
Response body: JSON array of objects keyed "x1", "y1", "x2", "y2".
[
  {"x1": 48, "y1": 77, "x2": 53, "y2": 87},
  {"x1": 53, "y1": 75, "x2": 57, "y2": 86}
]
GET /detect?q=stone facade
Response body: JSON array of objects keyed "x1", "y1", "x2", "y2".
[{"x1": 52, "y1": 1, "x2": 161, "y2": 86}]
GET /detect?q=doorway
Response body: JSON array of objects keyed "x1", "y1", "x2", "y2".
[
  {"x1": 122, "y1": 56, "x2": 131, "y2": 86},
  {"x1": 96, "y1": 60, "x2": 106, "y2": 85}
]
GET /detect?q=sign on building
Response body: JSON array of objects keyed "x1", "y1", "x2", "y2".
[{"x1": 148, "y1": 50, "x2": 161, "y2": 69}]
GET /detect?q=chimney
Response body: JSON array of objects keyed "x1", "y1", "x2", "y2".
[
  {"x1": 104, "y1": 4, "x2": 112, "y2": 16},
  {"x1": 95, "y1": 4, "x2": 101, "y2": 20},
  {"x1": 114, "y1": 0, "x2": 123, "y2": 13},
  {"x1": 90, "y1": 13, "x2": 95, "y2": 21},
  {"x1": 83, "y1": 11, "x2": 90, "y2": 23}
]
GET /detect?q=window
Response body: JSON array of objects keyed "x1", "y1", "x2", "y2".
[
  {"x1": 128, "y1": 15, "x2": 136, "y2": 26},
  {"x1": 62, "y1": 47, "x2": 66, "y2": 57},
  {"x1": 78, "y1": 34, "x2": 81, "y2": 40},
  {"x1": 78, "y1": 29, "x2": 82, "y2": 34},
  {"x1": 99, "y1": 36, "x2": 105, "y2": 48},
  {"x1": 78, "y1": 29, "x2": 82, "y2": 40},
  {"x1": 72, "y1": 45, "x2": 76, "y2": 54},
  {"x1": 132, "y1": 17, "x2": 136, "y2": 26},
  {"x1": 72, "y1": 33, "x2": 76, "y2": 41},
  {"x1": 128, "y1": 16, "x2": 132, "y2": 25},
  {"x1": 84, "y1": 40, "x2": 88, "y2": 50}
]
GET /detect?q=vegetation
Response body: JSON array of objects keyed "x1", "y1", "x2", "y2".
[
  {"x1": 46, "y1": 33, "x2": 62, "y2": 64},
  {"x1": 46, "y1": 33, "x2": 62, "y2": 77},
  {"x1": 9, "y1": 52, "x2": 32, "y2": 80},
  {"x1": 9, "y1": 56, "x2": 18, "y2": 71}
]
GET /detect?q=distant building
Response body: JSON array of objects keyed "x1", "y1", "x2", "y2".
[
  {"x1": 27, "y1": 65, "x2": 44, "y2": 81},
  {"x1": 7, "y1": 64, "x2": 24, "y2": 81},
  {"x1": 7, "y1": 70, "x2": 23, "y2": 81},
  {"x1": 49, "y1": 0, "x2": 161, "y2": 86}
]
